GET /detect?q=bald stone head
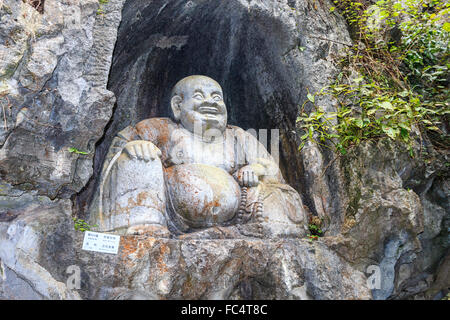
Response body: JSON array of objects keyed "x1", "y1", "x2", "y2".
[{"x1": 170, "y1": 75, "x2": 228, "y2": 135}]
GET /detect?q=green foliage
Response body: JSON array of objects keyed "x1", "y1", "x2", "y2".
[
  {"x1": 97, "y1": 0, "x2": 109, "y2": 15},
  {"x1": 308, "y1": 223, "x2": 323, "y2": 237},
  {"x1": 68, "y1": 147, "x2": 89, "y2": 155},
  {"x1": 297, "y1": 80, "x2": 443, "y2": 155},
  {"x1": 307, "y1": 216, "x2": 323, "y2": 242},
  {"x1": 73, "y1": 217, "x2": 97, "y2": 232},
  {"x1": 297, "y1": 0, "x2": 449, "y2": 155}
]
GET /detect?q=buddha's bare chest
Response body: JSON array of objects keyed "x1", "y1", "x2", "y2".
[{"x1": 160, "y1": 135, "x2": 244, "y2": 173}]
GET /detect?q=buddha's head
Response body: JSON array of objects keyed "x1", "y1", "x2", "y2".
[{"x1": 170, "y1": 75, "x2": 227, "y2": 135}]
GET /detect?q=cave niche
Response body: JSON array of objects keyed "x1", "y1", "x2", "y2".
[{"x1": 79, "y1": 0, "x2": 333, "y2": 214}]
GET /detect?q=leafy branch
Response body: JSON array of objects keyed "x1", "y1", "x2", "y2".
[
  {"x1": 73, "y1": 217, "x2": 97, "y2": 232},
  {"x1": 297, "y1": 0, "x2": 449, "y2": 155},
  {"x1": 68, "y1": 147, "x2": 89, "y2": 155}
]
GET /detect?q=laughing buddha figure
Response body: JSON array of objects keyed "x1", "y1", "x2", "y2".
[{"x1": 89, "y1": 75, "x2": 308, "y2": 238}]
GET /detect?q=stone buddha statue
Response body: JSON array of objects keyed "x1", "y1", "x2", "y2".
[{"x1": 89, "y1": 75, "x2": 308, "y2": 238}]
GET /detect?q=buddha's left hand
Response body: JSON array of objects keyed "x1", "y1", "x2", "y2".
[{"x1": 236, "y1": 164, "x2": 265, "y2": 187}]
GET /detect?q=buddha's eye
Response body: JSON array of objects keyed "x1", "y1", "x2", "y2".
[
  {"x1": 193, "y1": 93, "x2": 204, "y2": 100},
  {"x1": 212, "y1": 95, "x2": 222, "y2": 101}
]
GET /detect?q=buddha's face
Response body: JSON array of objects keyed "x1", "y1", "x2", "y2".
[{"x1": 171, "y1": 76, "x2": 227, "y2": 135}]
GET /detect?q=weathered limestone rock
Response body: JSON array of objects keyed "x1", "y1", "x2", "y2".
[
  {"x1": 323, "y1": 138, "x2": 449, "y2": 300},
  {"x1": 0, "y1": 183, "x2": 80, "y2": 299},
  {"x1": 0, "y1": 0, "x2": 125, "y2": 198},
  {"x1": 0, "y1": 200, "x2": 371, "y2": 300}
]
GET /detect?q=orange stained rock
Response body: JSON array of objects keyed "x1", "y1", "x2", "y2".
[
  {"x1": 120, "y1": 235, "x2": 157, "y2": 263},
  {"x1": 156, "y1": 242, "x2": 170, "y2": 273},
  {"x1": 136, "y1": 118, "x2": 171, "y2": 147}
]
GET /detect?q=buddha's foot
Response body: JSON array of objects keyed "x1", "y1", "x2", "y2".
[{"x1": 126, "y1": 224, "x2": 171, "y2": 238}]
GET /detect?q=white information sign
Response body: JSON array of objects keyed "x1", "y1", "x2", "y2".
[{"x1": 82, "y1": 231, "x2": 120, "y2": 254}]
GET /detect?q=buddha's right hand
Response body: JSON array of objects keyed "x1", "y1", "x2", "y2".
[{"x1": 123, "y1": 140, "x2": 162, "y2": 162}]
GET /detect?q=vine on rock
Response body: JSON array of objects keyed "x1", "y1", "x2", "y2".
[{"x1": 297, "y1": 0, "x2": 449, "y2": 156}]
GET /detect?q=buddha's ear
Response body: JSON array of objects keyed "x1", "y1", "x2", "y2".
[{"x1": 171, "y1": 95, "x2": 182, "y2": 121}]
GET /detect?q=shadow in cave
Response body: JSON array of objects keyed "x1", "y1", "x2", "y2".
[{"x1": 76, "y1": 0, "x2": 311, "y2": 216}]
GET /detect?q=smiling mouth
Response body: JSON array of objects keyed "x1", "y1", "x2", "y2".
[{"x1": 198, "y1": 106, "x2": 220, "y2": 114}]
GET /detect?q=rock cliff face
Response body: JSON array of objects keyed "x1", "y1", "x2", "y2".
[
  {"x1": 0, "y1": 0, "x2": 448, "y2": 300},
  {"x1": 0, "y1": 198, "x2": 371, "y2": 300},
  {"x1": 0, "y1": 0, "x2": 124, "y2": 198},
  {"x1": 80, "y1": 0, "x2": 352, "y2": 213},
  {"x1": 324, "y1": 139, "x2": 449, "y2": 299}
]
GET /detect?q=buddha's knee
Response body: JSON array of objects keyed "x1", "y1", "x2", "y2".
[
  {"x1": 258, "y1": 184, "x2": 307, "y2": 225},
  {"x1": 106, "y1": 154, "x2": 168, "y2": 234}
]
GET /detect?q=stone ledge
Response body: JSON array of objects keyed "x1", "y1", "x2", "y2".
[{"x1": 0, "y1": 199, "x2": 371, "y2": 300}]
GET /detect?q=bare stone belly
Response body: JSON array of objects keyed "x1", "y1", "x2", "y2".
[{"x1": 165, "y1": 164, "x2": 241, "y2": 228}]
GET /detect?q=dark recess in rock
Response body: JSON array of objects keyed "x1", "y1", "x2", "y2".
[
  {"x1": 23, "y1": 0, "x2": 45, "y2": 14},
  {"x1": 77, "y1": 0, "x2": 333, "y2": 216}
]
